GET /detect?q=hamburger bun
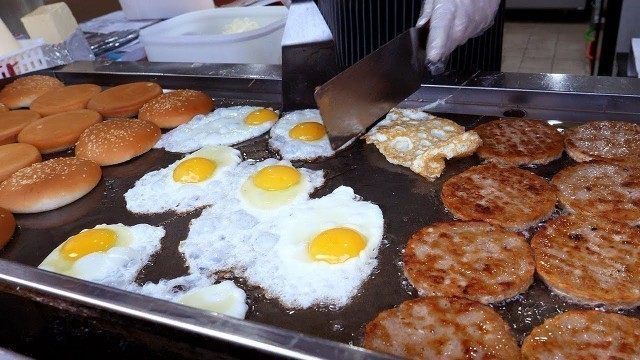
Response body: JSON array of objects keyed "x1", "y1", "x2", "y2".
[
  {"x1": 0, "y1": 110, "x2": 42, "y2": 145},
  {"x1": 30, "y1": 84, "x2": 102, "y2": 116},
  {"x1": 0, "y1": 157, "x2": 102, "y2": 213},
  {"x1": 75, "y1": 118, "x2": 161, "y2": 166},
  {"x1": 139, "y1": 89, "x2": 214, "y2": 128},
  {"x1": 0, "y1": 207, "x2": 15, "y2": 249},
  {"x1": 18, "y1": 109, "x2": 102, "y2": 154},
  {"x1": 0, "y1": 75, "x2": 64, "y2": 109},
  {"x1": 0, "y1": 103, "x2": 7, "y2": 112},
  {"x1": 87, "y1": 82, "x2": 163, "y2": 118},
  {"x1": 0, "y1": 143, "x2": 41, "y2": 182}
]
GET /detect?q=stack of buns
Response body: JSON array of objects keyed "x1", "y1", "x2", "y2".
[{"x1": 0, "y1": 76, "x2": 210, "y2": 216}]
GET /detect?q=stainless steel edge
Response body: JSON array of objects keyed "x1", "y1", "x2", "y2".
[
  {"x1": 53, "y1": 62, "x2": 640, "y2": 122},
  {"x1": 402, "y1": 71, "x2": 640, "y2": 122},
  {"x1": 0, "y1": 259, "x2": 394, "y2": 360}
]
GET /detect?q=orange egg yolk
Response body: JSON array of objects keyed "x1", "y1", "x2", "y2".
[
  {"x1": 308, "y1": 228, "x2": 367, "y2": 264},
  {"x1": 253, "y1": 165, "x2": 301, "y2": 191},
  {"x1": 245, "y1": 109, "x2": 278, "y2": 125},
  {"x1": 173, "y1": 157, "x2": 217, "y2": 183},
  {"x1": 288, "y1": 122, "x2": 326, "y2": 141},
  {"x1": 60, "y1": 229, "x2": 117, "y2": 261}
]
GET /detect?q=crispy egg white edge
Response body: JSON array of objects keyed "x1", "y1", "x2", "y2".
[
  {"x1": 155, "y1": 106, "x2": 278, "y2": 153},
  {"x1": 268, "y1": 109, "x2": 336, "y2": 161},
  {"x1": 124, "y1": 146, "x2": 242, "y2": 214}
]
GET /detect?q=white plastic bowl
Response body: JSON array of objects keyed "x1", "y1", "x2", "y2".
[{"x1": 139, "y1": 6, "x2": 288, "y2": 64}]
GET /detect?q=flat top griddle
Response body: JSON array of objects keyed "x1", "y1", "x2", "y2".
[{"x1": 0, "y1": 62, "x2": 638, "y2": 359}]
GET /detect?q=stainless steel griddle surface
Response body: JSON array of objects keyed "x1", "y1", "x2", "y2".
[{"x1": 0, "y1": 65, "x2": 638, "y2": 357}]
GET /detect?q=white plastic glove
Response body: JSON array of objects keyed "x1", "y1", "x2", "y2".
[{"x1": 417, "y1": 0, "x2": 500, "y2": 63}]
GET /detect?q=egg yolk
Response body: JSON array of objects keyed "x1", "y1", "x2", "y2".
[
  {"x1": 60, "y1": 229, "x2": 118, "y2": 261},
  {"x1": 173, "y1": 157, "x2": 217, "y2": 183},
  {"x1": 245, "y1": 109, "x2": 278, "y2": 125},
  {"x1": 308, "y1": 228, "x2": 366, "y2": 264},
  {"x1": 288, "y1": 122, "x2": 326, "y2": 141},
  {"x1": 253, "y1": 165, "x2": 301, "y2": 191}
]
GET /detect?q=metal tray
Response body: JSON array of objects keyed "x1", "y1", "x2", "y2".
[{"x1": 0, "y1": 62, "x2": 639, "y2": 359}]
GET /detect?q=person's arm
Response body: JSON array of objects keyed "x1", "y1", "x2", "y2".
[{"x1": 418, "y1": 0, "x2": 500, "y2": 65}]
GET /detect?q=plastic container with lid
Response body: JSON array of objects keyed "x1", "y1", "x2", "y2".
[
  {"x1": 118, "y1": 0, "x2": 216, "y2": 20},
  {"x1": 139, "y1": 6, "x2": 288, "y2": 65}
]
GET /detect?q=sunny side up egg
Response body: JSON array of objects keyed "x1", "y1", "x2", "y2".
[
  {"x1": 268, "y1": 109, "x2": 336, "y2": 161},
  {"x1": 135, "y1": 273, "x2": 248, "y2": 319},
  {"x1": 238, "y1": 158, "x2": 325, "y2": 212},
  {"x1": 125, "y1": 146, "x2": 242, "y2": 214},
  {"x1": 38, "y1": 224, "x2": 164, "y2": 287},
  {"x1": 155, "y1": 106, "x2": 279, "y2": 153},
  {"x1": 180, "y1": 186, "x2": 384, "y2": 309}
]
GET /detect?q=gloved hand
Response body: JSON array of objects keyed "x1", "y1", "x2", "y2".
[{"x1": 417, "y1": 0, "x2": 500, "y2": 64}]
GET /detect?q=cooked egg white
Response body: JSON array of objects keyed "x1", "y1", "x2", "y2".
[
  {"x1": 125, "y1": 146, "x2": 242, "y2": 214},
  {"x1": 155, "y1": 106, "x2": 279, "y2": 153},
  {"x1": 268, "y1": 109, "x2": 336, "y2": 161},
  {"x1": 135, "y1": 274, "x2": 248, "y2": 319},
  {"x1": 180, "y1": 186, "x2": 384, "y2": 309},
  {"x1": 38, "y1": 224, "x2": 164, "y2": 287}
]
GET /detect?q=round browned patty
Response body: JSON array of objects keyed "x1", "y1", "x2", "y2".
[
  {"x1": 363, "y1": 296, "x2": 520, "y2": 360},
  {"x1": 531, "y1": 214, "x2": 640, "y2": 309},
  {"x1": 521, "y1": 310, "x2": 640, "y2": 360},
  {"x1": 441, "y1": 163, "x2": 557, "y2": 231},
  {"x1": 404, "y1": 221, "x2": 534, "y2": 303},
  {"x1": 564, "y1": 120, "x2": 640, "y2": 168},
  {"x1": 475, "y1": 119, "x2": 564, "y2": 166},
  {"x1": 553, "y1": 162, "x2": 640, "y2": 226}
]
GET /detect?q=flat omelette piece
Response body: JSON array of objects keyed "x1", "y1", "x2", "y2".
[
  {"x1": 553, "y1": 162, "x2": 640, "y2": 226},
  {"x1": 363, "y1": 296, "x2": 521, "y2": 360},
  {"x1": 521, "y1": 310, "x2": 640, "y2": 360},
  {"x1": 404, "y1": 221, "x2": 535, "y2": 304},
  {"x1": 474, "y1": 118, "x2": 564, "y2": 166},
  {"x1": 365, "y1": 108, "x2": 482, "y2": 181},
  {"x1": 441, "y1": 163, "x2": 557, "y2": 231},
  {"x1": 531, "y1": 214, "x2": 640, "y2": 309},
  {"x1": 564, "y1": 120, "x2": 640, "y2": 168}
]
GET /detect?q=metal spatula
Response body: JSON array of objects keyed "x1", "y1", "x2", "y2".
[{"x1": 315, "y1": 26, "x2": 429, "y2": 150}]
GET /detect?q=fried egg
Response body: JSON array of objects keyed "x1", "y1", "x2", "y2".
[
  {"x1": 238, "y1": 159, "x2": 324, "y2": 212},
  {"x1": 269, "y1": 109, "x2": 336, "y2": 161},
  {"x1": 125, "y1": 146, "x2": 242, "y2": 213},
  {"x1": 135, "y1": 274, "x2": 248, "y2": 319},
  {"x1": 155, "y1": 106, "x2": 279, "y2": 153},
  {"x1": 38, "y1": 224, "x2": 164, "y2": 287},
  {"x1": 180, "y1": 186, "x2": 384, "y2": 308}
]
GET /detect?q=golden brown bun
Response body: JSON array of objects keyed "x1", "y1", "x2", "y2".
[
  {"x1": 0, "y1": 143, "x2": 41, "y2": 182},
  {"x1": 0, "y1": 110, "x2": 42, "y2": 145},
  {"x1": 87, "y1": 82, "x2": 163, "y2": 118},
  {"x1": 0, "y1": 75, "x2": 64, "y2": 109},
  {"x1": 75, "y1": 118, "x2": 161, "y2": 166},
  {"x1": 30, "y1": 84, "x2": 102, "y2": 116},
  {"x1": 0, "y1": 207, "x2": 15, "y2": 249},
  {"x1": 139, "y1": 89, "x2": 214, "y2": 128},
  {"x1": 0, "y1": 103, "x2": 7, "y2": 112},
  {"x1": 0, "y1": 157, "x2": 102, "y2": 213},
  {"x1": 18, "y1": 109, "x2": 102, "y2": 154}
]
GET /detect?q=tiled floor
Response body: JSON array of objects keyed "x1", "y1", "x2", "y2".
[{"x1": 502, "y1": 22, "x2": 591, "y2": 75}]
